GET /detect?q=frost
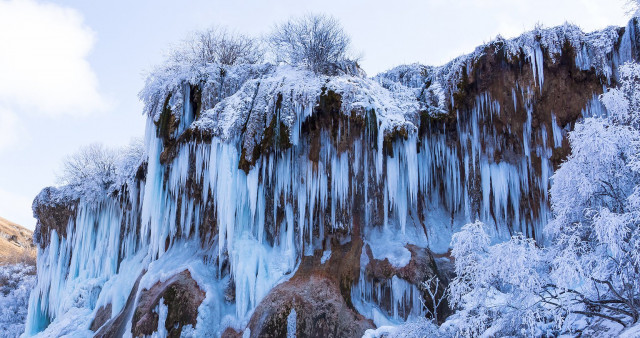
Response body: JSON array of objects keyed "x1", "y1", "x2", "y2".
[
  {"x1": 0, "y1": 263, "x2": 36, "y2": 338},
  {"x1": 24, "y1": 18, "x2": 640, "y2": 338}
]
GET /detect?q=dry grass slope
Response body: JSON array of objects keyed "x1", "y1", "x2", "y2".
[{"x1": 0, "y1": 216, "x2": 36, "y2": 265}]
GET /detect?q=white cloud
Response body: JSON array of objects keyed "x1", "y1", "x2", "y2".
[{"x1": 0, "y1": 0, "x2": 108, "y2": 116}]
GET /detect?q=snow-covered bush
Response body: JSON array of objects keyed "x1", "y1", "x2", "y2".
[
  {"x1": 448, "y1": 221, "x2": 553, "y2": 337},
  {"x1": 268, "y1": 14, "x2": 358, "y2": 75},
  {"x1": 58, "y1": 143, "x2": 117, "y2": 198},
  {"x1": 0, "y1": 263, "x2": 36, "y2": 338},
  {"x1": 57, "y1": 139, "x2": 146, "y2": 202},
  {"x1": 171, "y1": 26, "x2": 263, "y2": 66}
]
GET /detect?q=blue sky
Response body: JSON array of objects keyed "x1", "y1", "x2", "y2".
[{"x1": 0, "y1": 0, "x2": 632, "y2": 229}]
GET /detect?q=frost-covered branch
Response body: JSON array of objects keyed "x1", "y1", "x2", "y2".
[
  {"x1": 268, "y1": 14, "x2": 360, "y2": 75},
  {"x1": 422, "y1": 276, "x2": 447, "y2": 323},
  {"x1": 171, "y1": 26, "x2": 264, "y2": 66},
  {"x1": 56, "y1": 139, "x2": 146, "y2": 202}
]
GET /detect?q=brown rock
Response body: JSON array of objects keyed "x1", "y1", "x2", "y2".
[
  {"x1": 94, "y1": 272, "x2": 144, "y2": 338},
  {"x1": 221, "y1": 327, "x2": 244, "y2": 338},
  {"x1": 362, "y1": 243, "x2": 451, "y2": 323},
  {"x1": 32, "y1": 187, "x2": 77, "y2": 248},
  {"x1": 131, "y1": 270, "x2": 205, "y2": 338},
  {"x1": 90, "y1": 303, "x2": 112, "y2": 332},
  {"x1": 247, "y1": 274, "x2": 374, "y2": 338}
]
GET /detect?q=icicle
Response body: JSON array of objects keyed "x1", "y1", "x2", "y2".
[
  {"x1": 551, "y1": 113, "x2": 563, "y2": 148},
  {"x1": 529, "y1": 43, "x2": 545, "y2": 91}
]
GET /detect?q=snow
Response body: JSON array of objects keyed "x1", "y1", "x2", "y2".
[
  {"x1": 362, "y1": 325, "x2": 397, "y2": 338},
  {"x1": 286, "y1": 308, "x2": 296, "y2": 338},
  {"x1": 30, "y1": 307, "x2": 94, "y2": 338},
  {"x1": 620, "y1": 323, "x2": 640, "y2": 338},
  {"x1": 25, "y1": 17, "x2": 640, "y2": 338},
  {"x1": 0, "y1": 264, "x2": 36, "y2": 338},
  {"x1": 362, "y1": 318, "x2": 443, "y2": 338},
  {"x1": 365, "y1": 227, "x2": 412, "y2": 269}
]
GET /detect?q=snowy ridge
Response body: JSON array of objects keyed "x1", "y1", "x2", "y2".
[{"x1": 378, "y1": 19, "x2": 640, "y2": 110}]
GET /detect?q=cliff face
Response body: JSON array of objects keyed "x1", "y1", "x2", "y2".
[{"x1": 26, "y1": 19, "x2": 640, "y2": 337}]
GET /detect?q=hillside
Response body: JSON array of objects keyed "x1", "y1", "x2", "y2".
[{"x1": 0, "y1": 216, "x2": 36, "y2": 265}]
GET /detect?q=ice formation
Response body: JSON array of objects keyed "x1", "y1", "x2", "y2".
[{"x1": 24, "y1": 18, "x2": 640, "y2": 337}]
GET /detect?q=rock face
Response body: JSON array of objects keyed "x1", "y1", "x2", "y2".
[
  {"x1": 248, "y1": 274, "x2": 374, "y2": 338},
  {"x1": 31, "y1": 187, "x2": 77, "y2": 248},
  {"x1": 131, "y1": 270, "x2": 205, "y2": 337},
  {"x1": 24, "y1": 19, "x2": 640, "y2": 337},
  {"x1": 245, "y1": 232, "x2": 371, "y2": 337}
]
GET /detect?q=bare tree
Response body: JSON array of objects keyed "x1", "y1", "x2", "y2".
[
  {"x1": 172, "y1": 26, "x2": 263, "y2": 66},
  {"x1": 268, "y1": 14, "x2": 357, "y2": 74},
  {"x1": 422, "y1": 276, "x2": 448, "y2": 323}
]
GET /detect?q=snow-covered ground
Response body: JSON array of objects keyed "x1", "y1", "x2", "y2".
[{"x1": 0, "y1": 263, "x2": 36, "y2": 338}]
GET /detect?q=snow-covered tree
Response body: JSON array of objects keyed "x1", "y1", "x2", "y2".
[
  {"x1": 268, "y1": 14, "x2": 358, "y2": 75},
  {"x1": 58, "y1": 139, "x2": 146, "y2": 201},
  {"x1": 546, "y1": 62, "x2": 640, "y2": 328},
  {"x1": 448, "y1": 221, "x2": 552, "y2": 336},
  {"x1": 58, "y1": 143, "x2": 117, "y2": 193},
  {"x1": 171, "y1": 26, "x2": 263, "y2": 66},
  {"x1": 446, "y1": 63, "x2": 640, "y2": 336},
  {"x1": 628, "y1": 0, "x2": 640, "y2": 18}
]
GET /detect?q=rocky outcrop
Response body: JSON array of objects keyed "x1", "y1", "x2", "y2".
[
  {"x1": 248, "y1": 274, "x2": 374, "y2": 338},
  {"x1": 362, "y1": 244, "x2": 451, "y2": 322},
  {"x1": 31, "y1": 187, "x2": 77, "y2": 248},
  {"x1": 131, "y1": 270, "x2": 205, "y2": 337}
]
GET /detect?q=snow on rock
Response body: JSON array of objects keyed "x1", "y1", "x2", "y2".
[
  {"x1": 378, "y1": 20, "x2": 640, "y2": 107},
  {"x1": 190, "y1": 64, "x2": 420, "y2": 166}
]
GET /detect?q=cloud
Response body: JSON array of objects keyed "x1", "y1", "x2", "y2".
[{"x1": 0, "y1": 0, "x2": 108, "y2": 116}]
